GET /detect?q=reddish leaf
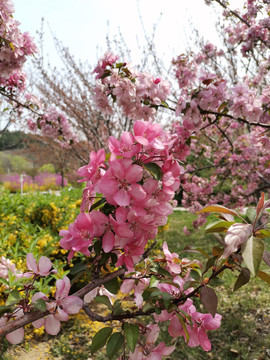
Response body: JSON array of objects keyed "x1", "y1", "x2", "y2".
[
  {"x1": 200, "y1": 285, "x2": 218, "y2": 317},
  {"x1": 263, "y1": 251, "x2": 270, "y2": 267},
  {"x1": 256, "y1": 193, "x2": 264, "y2": 217}
]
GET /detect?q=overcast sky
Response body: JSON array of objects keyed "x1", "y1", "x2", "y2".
[{"x1": 12, "y1": 0, "x2": 224, "y2": 69}]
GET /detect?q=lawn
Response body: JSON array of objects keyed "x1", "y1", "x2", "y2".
[{"x1": 0, "y1": 193, "x2": 269, "y2": 360}]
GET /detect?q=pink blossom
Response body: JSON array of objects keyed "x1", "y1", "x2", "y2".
[
  {"x1": 25, "y1": 253, "x2": 54, "y2": 277},
  {"x1": 32, "y1": 276, "x2": 83, "y2": 335},
  {"x1": 59, "y1": 213, "x2": 94, "y2": 260},
  {"x1": 99, "y1": 158, "x2": 144, "y2": 207}
]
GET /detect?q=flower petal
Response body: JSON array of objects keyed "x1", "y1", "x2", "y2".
[
  {"x1": 6, "y1": 327, "x2": 24, "y2": 344},
  {"x1": 45, "y1": 315, "x2": 61, "y2": 335}
]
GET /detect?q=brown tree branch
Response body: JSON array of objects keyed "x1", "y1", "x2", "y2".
[{"x1": 0, "y1": 268, "x2": 125, "y2": 338}]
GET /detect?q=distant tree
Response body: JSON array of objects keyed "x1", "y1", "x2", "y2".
[{"x1": 0, "y1": 130, "x2": 28, "y2": 151}]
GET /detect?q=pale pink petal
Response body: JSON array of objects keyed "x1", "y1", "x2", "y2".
[
  {"x1": 32, "y1": 291, "x2": 48, "y2": 303},
  {"x1": 125, "y1": 164, "x2": 143, "y2": 183},
  {"x1": 55, "y1": 276, "x2": 71, "y2": 299},
  {"x1": 115, "y1": 207, "x2": 128, "y2": 223},
  {"x1": 115, "y1": 224, "x2": 133, "y2": 238},
  {"x1": 120, "y1": 279, "x2": 135, "y2": 293},
  {"x1": 187, "y1": 325, "x2": 200, "y2": 348},
  {"x1": 202, "y1": 313, "x2": 222, "y2": 330},
  {"x1": 26, "y1": 253, "x2": 38, "y2": 273},
  {"x1": 133, "y1": 120, "x2": 147, "y2": 136},
  {"x1": 168, "y1": 315, "x2": 183, "y2": 337},
  {"x1": 38, "y1": 256, "x2": 52, "y2": 275},
  {"x1": 44, "y1": 315, "x2": 61, "y2": 335},
  {"x1": 113, "y1": 189, "x2": 131, "y2": 206},
  {"x1": 84, "y1": 288, "x2": 98, "y2": 303},
  {"x1": 198, "y1": 328, "x2": 211, "y2": 351},
  {"x1": 54, "y1": 308, "x2": 69, "y2": 321},
  {"x1": 146, "y1": 324, "x2": 160, "y2": 344},
  {"x1": 102, "y1": 231, "x2": 115, "y2": 253},
  {"x1": 129, "y1": 183, "x2": 146, "y2": 201},
  {"x1": 61, "y1": 296, "x2": 83, "y2": 314},
  {"x1": 154, "y1": 309, "x2": 172, "y2": 322},
  {"x1": 6, "y1": 327, "x2": 24, "y2": 344},
  {"x1": 32, "y1": 318, "x2": 45, "y2": 329}
]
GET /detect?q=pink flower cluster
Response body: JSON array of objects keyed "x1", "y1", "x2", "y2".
[
  {"x1": 0, "y1": 256, "x2": 21, "y2": 281},
  {"x1": 60, "y1": 120, "x2": 183, "y2": 269},
  {"x1": 27, "y1": 107, "x2": 77, "y2": 146},
  {"x1": 119, "y1": 242, "x2": 221, "y2": 353},
  {"x1": 0, "y1": 0, "x2": 38, "y2": 81},
  {"x1": 1, "y1": 254, "x2": 82, "y2": 344},
  {"x1": 32, "y1": 276, "x2": 83, "y2": 335},
  {"x1": 93, "y1": 51, "x2": 171, "y2": 121}
]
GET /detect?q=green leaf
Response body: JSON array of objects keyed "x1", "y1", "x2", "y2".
[
  {"x1": 33, "y1": 298, "x2": 47, "y2": 312},
  {"x1": 210, "y1": 277, "x2": 224, "y2": 287},
  {"x1": 124, "y1": 323, "x2": 139, "y2": 353},
  {"x1": 198, "y1": 204, "x2": 239, "y2": 217},
  {"x1": 9, "y1": 42, "x2": 15, "y2": 51},
  {"x1": 190, "y1": 269, "x2": 201, "y2": 281},
  {"x1": 0, "y1": 305, "x2": 13, "y2": 317},
  {"x1": 257, "y1": 270, "x2": 270, "y2": 284},
  {"x1": 155, "y1": 307, "x2": 162, "y2": 315},
  {"x1": 70, "y1": 262, "x2": 87, "y2": 275},
  {"x1": 205, "y1": 219, "x2": 235, "y2": 233},
  {"x1": 161, "y1": 292, "x2": 173, "y2": 309},
  {"x1": 241, "y1": 236, "x2": 265, "y2": 276},
  {"x1": 90, "y1": 198, "x2": 106, "y2": 212},
  {"x1": 104, "y1": 277, "x2": 120, "y2": 295},
  {"x1": 111, "y1": 253, "x2": 118, "y2": 265},
  {"x1": 200, "y1": 286, "x2": 218, "y2": 317},
  {"x1": 100, "y1": 252, "x2": 110, "y2": 265},
  {"x1": 116, "y1": 62, "x2": 125, "y2": 68},
  {"x1": 257, "y1": 229, "x2": 270, "y2": 239},
  {"x1": 95, "y1": 295, "x2": 113, "y2": 310},
  {"x1": 157, "y1": 266, "x2": 173, "y2": 278},
  {"x1": 91, "y1": 327, "x2": 112, "y2": 354},
  {"x1": 246, "y1": 208, "x2": 257, "y2": 224},
  {"x1": 106, "y1": 332, "x2": 124, "y2": 359},
  {"x1": 6, "y1": 290, "x2": 21, "y2": 306},
  {"x1": 233, "y1": 268, "x2": 250, "y2": 291},
  {"x1": 0, "y1": 277, "x2": 9, "y2": 286},
  {"x1": 177, "y1": 314, "x2": 190, "y2": 343},
  {"x1": 113, "y1": 299, "x2": 123, "y2": 315},
  {"x1": 149, "y1": 275, "x2": 159, "y2": 288},
  {"x1": 161, "y1": 100, "x2": 169, "y2": 108},
  {"x1": 142, "y1": 287, "x2": 162, "y2": 301},
  {"x1": 204, "y1": 256, "x2": 218, "y2": 273},
  {"x1": 144, "y1": 163, "x2": 161, "y2": 181},
  {"x1": 94, "y1": 240, "x2": 102, "y2": 255}
]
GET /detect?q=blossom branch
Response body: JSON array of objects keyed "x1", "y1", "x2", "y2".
[
  {"x1": 198, "y1": 107, "x2": 270, "y2": 129},
  {"x1": 0, "y1": 268, "x2": 125, "y2": 338},
  {"x1": 83, "y1": 305, "x2": 153, "y2": 322},
  {"x1": 213, "y1": 0, "x2": 251, "y2": 27}
]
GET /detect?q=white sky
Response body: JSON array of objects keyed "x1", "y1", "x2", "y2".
[{"x1": 12, "y1": 0, "x2": 223, "y2": 70}]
